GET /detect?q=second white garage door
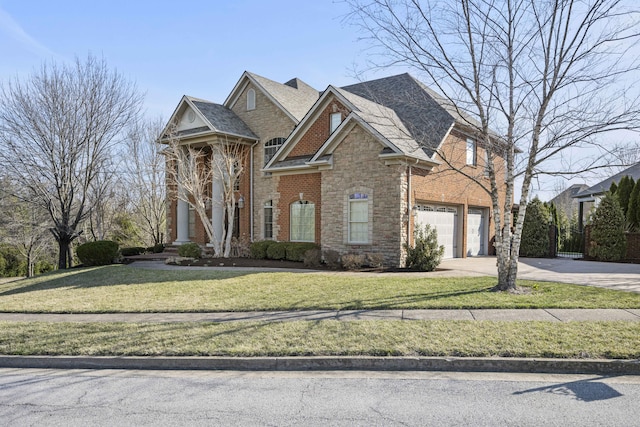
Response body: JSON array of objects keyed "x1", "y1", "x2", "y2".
[
  {"x1": 467, "y1": 209, "x2": 485, "y2": 256},
  {"x1": 415, "y1": 205, "x2": 458, "y2": 258}
]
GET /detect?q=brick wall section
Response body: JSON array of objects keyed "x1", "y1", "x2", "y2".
[
  {"x1": 287, "y1": 99, "x2": 350, "y2": 159},
  {"x1": 277, "y1": 173, "x2": 322, "y2": 242},
  {"x1": 230, "y1": 82, "x2": 295, "y2": 241},
  {"x1": 321, "y1": 126, "x2": 407, "y2": 267},
  {"x1": 626, "y1": 232, "x2": 640, "y2": 262},
  {"x1": 410, "y1": 129, "x2": 506, "y2": 257}
]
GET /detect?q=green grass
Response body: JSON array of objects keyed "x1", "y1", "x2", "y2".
[
  {"x1": 0, "y1": 264, "x2": 639, "y2": 313},
  {"x1": 0, "y1": 320, "x2": 638, "y2": 359}
]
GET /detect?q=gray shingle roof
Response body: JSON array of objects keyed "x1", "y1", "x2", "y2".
[
  {"x1": 248, "y1": 73, "x2": 319, "y2": 122},
  {"x1": 342, "y1": 74, "x2": 457, "y2": 158},
  {"x1": 191, "y1": 100, "x2": 257, "y2": 139},
  {"x1": 334, "y1": 87, "x2": 433, "y2": 162},
  {"x1": 574, "y1": 162, "x2": 640, "y2": 198}
]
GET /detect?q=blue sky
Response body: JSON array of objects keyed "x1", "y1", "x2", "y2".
[
  {"x1": 2, "y1": 0, "x2": 635, "y2": 200},
  {"x1": 0, "y1": 0, "x2": 374, "y2": 117}
]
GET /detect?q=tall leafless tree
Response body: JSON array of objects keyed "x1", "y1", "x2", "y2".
[
  {"x1": 347, "y1": 0, "x2": 640, "y2": 290},
  {"x1": 122, "y1": 117, "x2": 166, "y2": 246},
  {"x1": 163, "y1": 127, "x2": 248, "y2": 257},
  {"x1": 0, "y1": 55, "x2": 143, "y2": 269}
]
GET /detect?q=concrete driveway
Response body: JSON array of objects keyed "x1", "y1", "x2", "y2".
[{"x1": 439, "y1": 256, "x2": 640, "y2": 294}]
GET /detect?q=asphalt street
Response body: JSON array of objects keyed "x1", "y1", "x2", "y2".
[{"x1": 1, "y1": 369, "x2": 640, "y2": 426}]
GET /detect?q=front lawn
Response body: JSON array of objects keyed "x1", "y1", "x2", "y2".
[
  {"x1": 0, "y1": 320, "x2": 638, "y2": 359},
  {"x1": 0, "y1": 264, "x2": 638, "y2": 313}
]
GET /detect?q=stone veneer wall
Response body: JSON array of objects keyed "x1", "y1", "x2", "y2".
[
  {"x1": 321, "y1": 126, "x2": 407, "y2": 267},
  {"x1": 230, "y1": 83, "x2": 296, "y2": 241}
]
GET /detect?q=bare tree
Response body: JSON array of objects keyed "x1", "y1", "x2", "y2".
[
  {"x1": 347, "y1": 0, "x2": 640, "y2": 291},
  {"x1": 163, "y1": 127, "x2": 248, "y2": 257},
  {"x1": 0, "y1": 55, "x2": 143, "y2": 269},
  {"x1": 122, "y1": 117, "x2": 166, "y2": 246},
  {"x1": 0, "y1": 181, "x2": 53, "y2": 277}
]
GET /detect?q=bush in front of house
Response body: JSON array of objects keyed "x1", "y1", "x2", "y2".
[
  {"x1": 519, "y1": 197, "x2": 551, "y2": 258},
  {"x1": 151, "y1": 243, "x2": 165, "y2": 253},
  {"x1": 120, "y1": 247, "x2": 146, "y2": 257},
  {"x1": 322, "y1": 249, "x2": 341, "y2": 269},
  {"x1": 303, "y1": 248, "x2": 323, "y2": 268},
  {"x1": 404, "y1": 224, "x2": 444, "y2": 271},
  {"x1": 250, "y1": 240, "x2": 275, "y2": 259},
  {"x1": 266, "y1": 242, "x2": 288, "y2": 260},
  {"x1": 77, "y1": 240, "x2": 120, "y2": 266},
  {"x1": 286, "y1": 242, "x2": 320, "y2": 262},
  {"x1": 364, "y1": 252, "x2": 385, "y2": 268},
  {"x1": 177, "y1": 242, "x2": 202, "y2": 259},
  {"x1": 341, "y1": 253, "x2": 365, "y2": 270},
  {"x1": 588, "y1": 192, "x2": 626, "y2": 261}
]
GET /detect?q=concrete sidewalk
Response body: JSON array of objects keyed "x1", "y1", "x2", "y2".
[{"x1": 1, "y1": 308, "x2": 638, "y2": 323}]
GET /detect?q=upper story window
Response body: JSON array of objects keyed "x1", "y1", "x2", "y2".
[
  {"x1": 264, "y1": 137, "x2": 286, "y2": 166},
  {"x1": 466, "y1": 138, "x2": 477, "y2": 166},
  {"x1": 247, "y1": 88, "x2": 256, "y2": 111},
  {"x1": 330, "y1": 112, "x2": 342, "y2": 133}
]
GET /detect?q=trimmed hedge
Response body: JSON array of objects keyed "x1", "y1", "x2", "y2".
[
  {"x1": 286, "y1": 242, "x2": 320, "y2": 262},
  {"x1": 250, "y1": 241, "x2": 320, "y2": 262},
  {"x1": 250, "y1": 240, "x2": 276, "y2": 259},
  {"x1": 266, "y1": 242, "x2": 288, "y2": 260},
  {"x1": 120, "y1": 247, "x2": 146, "y2": 257},
  {"x1": 177, "y1": 242, "x2": 202, "y2": 258},
  {"x1": 77, "y1": 240, "x2": 120, "y2": 267}
]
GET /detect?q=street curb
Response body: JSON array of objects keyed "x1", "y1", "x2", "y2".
[{"x1": 1, "y1": 356, "x2": 639, "y2": 375}]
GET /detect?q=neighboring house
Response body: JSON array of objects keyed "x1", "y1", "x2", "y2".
[
  {"x1": 573, "y1": 162, "x2": 640, "y2": 230},
  {"x1": 161, "y1": 71, "x2": 509, "y2": 266},
  {"x1": 549, "y1": 183, "x2": 588, "y2": 222}
]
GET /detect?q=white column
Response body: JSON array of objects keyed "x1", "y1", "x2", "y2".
[
  {"x1": 174, "y1": 157, "x2": 190, "y2": 245},
  {"x1": 208, "y1": 150, "x2": 225, "y2": 251},
  {"x1": 175, "y1": 197, "x2": 190, "y2": 244}
]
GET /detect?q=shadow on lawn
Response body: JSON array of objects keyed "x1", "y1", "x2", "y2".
[
  {"x1": 0, "y1": 265, "x2": 255, "y2": 297},
  {"x1": 332, "y1": 287, "x2": 495, "y2": 309}
]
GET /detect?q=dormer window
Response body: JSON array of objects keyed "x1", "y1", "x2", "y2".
[
  {"x1": 247, "y1": 88, "x2": 256, "y2": 111},
  {"x1": 330, "y1": 112, "x2": 342, "y2": 133}
]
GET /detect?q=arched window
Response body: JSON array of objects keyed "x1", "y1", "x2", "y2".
[
  {"x1": 264, "y1": 137, "x2": 286, "y2": 166},
  {"x1": 247, "y1": 88, "x2": 256, "y2": 111},
  {"x1": 348, "y1": 193, "x2": 369, "y2": 243},
  {"x1": 291, "y1": 200, "x2": 315, "y2": 242}
]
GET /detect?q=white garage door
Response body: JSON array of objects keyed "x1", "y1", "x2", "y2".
[
  {"x1": 467, "y1": 209, "x2": 485, "y2": 256},
  {"x1": 415, "y1": 205, "x2": 458, "y2": 258}
]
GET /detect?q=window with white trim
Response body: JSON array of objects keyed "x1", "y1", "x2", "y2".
[
  {"x1": 264, "y1": 200, "x2": 273, "y2": 239},
  {"x1": 264, "y1": 137, "x2": 285, "y2": 166},
  {"x1": 290, "y1": 200, "x2": 315, "y2": 242},
  {"x1": 247, "y1": 88, "x2": 256, "y2": 111},
  {"x1": 466, "y1": 138, "x2": 477, "y2": 165},
  {"x1": 348, "y1": 193, "x2": 369, "y2": 243},
  {"x1": 330, "y1": 112, "x2": 342, "y2": 133}
]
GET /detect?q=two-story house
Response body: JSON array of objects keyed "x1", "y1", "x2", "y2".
[{"x1": 161, "y1": 71, "x2": 507, "y2": 266}]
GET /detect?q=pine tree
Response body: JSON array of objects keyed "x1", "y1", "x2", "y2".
[
  {"x1": 520, "y1": 197, "x2": 551, "y2": 257},
  {"x1": 616, "y1": 176, "x2": 635, "y2": 219},
  {"x1": 627, "y1": 181, "x2": 640, "y2": 231},
  {"x1": 588, "y1": 192, "x2": 626, "y2": 261}
]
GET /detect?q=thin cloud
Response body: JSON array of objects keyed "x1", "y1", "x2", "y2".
[{"x1": 0, "y1": 6, "x2": 59, "y2": 58}]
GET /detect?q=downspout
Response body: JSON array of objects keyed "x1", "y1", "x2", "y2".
[
  {"x1": 407, "y1": 165, "x2": 412, "y2": 247},
  {"x1": 250, "y1": 144, "x2": 254, "y2": 241}
]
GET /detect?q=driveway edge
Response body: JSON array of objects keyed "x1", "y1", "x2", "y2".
[{"x1": 1, "y1": 355, "x2": 639, "y2": 375}]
